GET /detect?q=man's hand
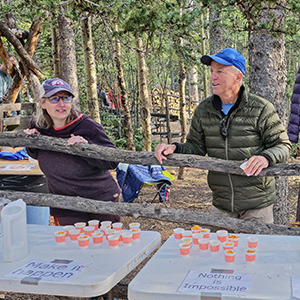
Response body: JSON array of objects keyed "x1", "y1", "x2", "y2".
[
  {"x1": 244, "y1": 155, "x2": 269, "y2": 176},
  {"x1": 154, "y1": 143, "x2": 176, "y2": 164}
]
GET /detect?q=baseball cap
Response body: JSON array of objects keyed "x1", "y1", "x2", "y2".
[
  {"x1": 39, "y1": 78, "x2": 74, "y2": 98},
  {"x1": 201, "y1": 48, "x2": 246, "y2": 74}
]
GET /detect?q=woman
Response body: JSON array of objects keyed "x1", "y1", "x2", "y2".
[{"x1": 24, "y1": 78, "x2": 121, "y2": 225}]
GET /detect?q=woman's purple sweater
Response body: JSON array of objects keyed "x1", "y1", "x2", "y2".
[
  {"x1": 288, "y1": 65, "x2": 300, "y2": 143},
  {"x1": 26, "y1": 114, "x2": 121, "y2": 218}
]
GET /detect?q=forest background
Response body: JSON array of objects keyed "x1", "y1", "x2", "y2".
[{"x1": 1, "y1": 0, "x2": 300, "y2": 227}]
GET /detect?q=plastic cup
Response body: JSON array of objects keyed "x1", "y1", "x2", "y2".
[
  {"x1": 69, "y1": 229, "x2": 81, "y2": 241},
  {"x1": 92, "y1": 231, "x2": 104, "y2": 244},
  {"x1": 181, "y1": 237, "x2": 192, "y2": 245},
  {"x1": 245, "y1": 249, "x2": 256, "y2": 262},
  {"x1": 247, "y1": 236, "x2": 258, "y2": 248},
  {"x1": 131, "y1": 228, "x2": 141, "y2": 240},
  {"x1": 216, "y1": 230, "x2": 228, "y2": 243},
  {"x1": 179, "y1": 243, "x2": 191, "y2": 255},
  {"x1": 191, "y1": 225, "x2": 201, "y2": 234},
  {"x1": 210, "y1": 240, "x2": 221, "y2": 252},
  {"x1": 224, "y1": 249, "x2": 236, "y2": 263},
  {"x1": 101, "y1": 221, "x2": 112, "y2": 227},
  {"x1": 122, "y1": 232, "x2": 133, "y2": 245},
  {"x1": 74, "y1": 222, "x2": 86, "y2": 233},
  {"x1": 83, "y1": 226, "x2": 95, "y2": 236},
  {"x1": 228, "y1": 234, "x2": 240, "y2": 247},
  {"x1": 182, "y1": 230, "x2": 193, "y2": 238},
  {"x1": 200, "y1": 228, "x2": 210, "y2": 239},
  {"x1": 112, "y1": 222, "x2": 123, "y2": 231},
  {"x1": 129, "y1": 222, "x2": 140, "y2": 230},
  {"x1": 223, "y1": 242, "x2": 234, "y2": 251},
  {"x1": 192, "y1": 233, "x2": 202, "y2": 245},
  {"x1": 173, "y1": 228, "x2": 184, "y2": 239},
  {"x1": 88, "y1": 219, "x2": 99, "y2": 231},
  {"x1": 115, "y1": 231, "x2": 123, "y2": 242},
  {"x1": 54, "y1": 231, "x2": 66, "y2": 243},
  {"x1": 198, "y1": 238, "x2": 209, "y2": 250},
  {"x1": 77, "y1": 235, "x2": 90, "y2": 249},
  {"x1": 100, "y1": 225, "x2": 110, "y2": 234},
  {"x1": 108, "y1": 235, "x2": 119, "y2": 248},
  {"x1": 105, "y1": 228, "x2": 116, "y2": 239},
  {"x1": 63, "y1": 225, "x2": 75, "y2": 237}
]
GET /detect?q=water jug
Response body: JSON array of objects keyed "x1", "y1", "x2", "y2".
[
  {"x1": 1, "y1": 199, "x2": 28, "y2": 262},
  {"x1": 0, "y1": 197, "x2": 11, "y2": 237}
]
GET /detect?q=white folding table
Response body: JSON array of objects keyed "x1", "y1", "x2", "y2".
[
  {"x1": 128, "y1": 232, "x2": 300, "y2": 300},
  {"x1": 0, "y1": 224, "x2": 161, "y2": 299}
]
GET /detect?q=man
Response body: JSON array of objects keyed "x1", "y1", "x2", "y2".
[
  {"x1": 0, "y1": 55, "x2": 22, "y2": 104},
  {"x1": 155, "y1": 48, "x2": 291, "y2": 223}
]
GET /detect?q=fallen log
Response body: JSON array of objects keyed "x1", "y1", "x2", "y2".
[
  {"x1": 0, "y1": 131, "x2": 298, "y2": 176},
  {"x1": 0, "y1": 190, "x2": 299, "y2": 236}
]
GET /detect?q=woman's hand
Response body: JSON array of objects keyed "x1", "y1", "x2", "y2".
[
  {"x1": 24, "y1": 128, "x2": 40, "y2": 135},
  {"x1": 67, "y1": 134, "x2": 88, "y2": 145}
]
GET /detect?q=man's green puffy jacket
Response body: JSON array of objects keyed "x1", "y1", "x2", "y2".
[{"x1": 177, "y1": 87, "x2": 291, "y2": 212}]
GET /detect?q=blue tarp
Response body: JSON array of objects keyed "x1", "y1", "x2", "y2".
[
  {"x1": 0, "y1": 148, "x2": 28, "y2": 160},
  {"x1": 116, "y1": 163, "x2": 172, "y2": 203}
]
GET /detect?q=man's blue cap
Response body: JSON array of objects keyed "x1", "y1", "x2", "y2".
[{"x1": 201, "y1": 48, "x2": 246, "y2": 74}]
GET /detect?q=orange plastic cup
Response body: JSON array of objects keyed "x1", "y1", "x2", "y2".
[
  {"x1": 83, "y1": 226, "x2": 95, "y2": 236},
  {"x1": 247, "y1": 236, "x2": 258, "y2": 248},
  {"x1": 210, "y1": 240, "x2": 221, "y2": 252},
  {"x1": 77, "y1": 235, "x2": 90, "y2": 249},
  {"x1": 122, "y1": 232, "x2": 133, "y2": 245},
  {"x1": 224, "y1": 249, "x2": 236, "y2": 263},
  {"x1": 200, "y1": 228, "x2": 210, "y2": 239},
  {"x1": 108, "y1": 235, "x2": 119, "y2": 248},
  {"x1": 74, "y1": 222, "x2": 86, "y2": 233},
  {"x1": 88, "y1": 219, "x2": 100, "y2": 231},
  {"x1": 69, "y1": 229, "x2": 81, "y2": 241},
  {"x1": 245, "y1": 249, "x2": 256, "y2": 262},
  {"x1": 179, "y1": 243, "x2": 191, "y2": 255},
  {"x1": 173, "y1": 228, "x2": 184, "y2": 239},
  {"x1": 228, "y1": 234, "x2": 240, "y2": 247},
  {"x1": 223, "y1": 242, "x2": 234, "y2": 251},
  {"x1": 92, "y1": 231, "x2": 104, "y2": 244},
  {"x1": 198, "y1": 238, "x2": 209, "y2": 250},
  {"x1": 131, "y1": 228, "x2": 141, "y2": 240},
  {"x1": 216, "y1": 230, "x2": 228, "y2": 243},
  {"x1": 63, "y1": 225, "x2": 75, "y2": 237},
  {"x1": 54, "y1": 231, "x2": 66, "y2": 243}
]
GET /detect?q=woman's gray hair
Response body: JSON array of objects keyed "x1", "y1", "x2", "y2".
[{"x1": 33, "y1": 97, "x2": 79, "y2": 129}]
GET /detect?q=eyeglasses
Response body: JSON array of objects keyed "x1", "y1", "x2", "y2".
[
  {"x1": 219, "y1": 116, "x2": 230, "y2": 139},
  {"x1": 48, "y1": 96, "x2": 73, "y2": 104}
]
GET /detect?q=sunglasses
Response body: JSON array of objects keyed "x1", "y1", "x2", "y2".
[
  {"x1": 219, "y1": 116, "x2": 230, "y2": 139},
  {"x1": 48, "y1": 96, "x2": 73, "y2": 104}
]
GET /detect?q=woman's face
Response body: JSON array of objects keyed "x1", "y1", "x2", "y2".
[{"x1": 40, "y1": 91, "x2": 73, "y2": 128}]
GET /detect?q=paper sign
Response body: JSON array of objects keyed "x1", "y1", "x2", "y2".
[
  {"x1": 4, "y1": 260, "x2": 89, "y2": 282},
  {"x1": 178, "y1": 270, "x2": 253, "y2": 295},
  {"x1": 0, "y1": 164, "x2": 36, "y2": 171},
  {"x1": 292, "y1": 277, "x2": 300, "y2": 299}
]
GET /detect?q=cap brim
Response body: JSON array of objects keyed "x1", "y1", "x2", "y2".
[
  {"x1": 201, "y1": 55, "x2": 233, "y2": 67},
  {"x1": 43, "y1": 88, "x2": 74, "y2": 98}
]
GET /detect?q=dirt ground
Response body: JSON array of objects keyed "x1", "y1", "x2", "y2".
[{"x1": 1, "y1": 164, "x2": 299, "y2": 300}]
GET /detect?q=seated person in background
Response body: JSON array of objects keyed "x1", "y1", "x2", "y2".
[
  {"x1": 24, "y1": 78, "x2": 121, "y2": 226},
  {"x1": 0, "y1": 55, "x2": 22, "y2": 104}
]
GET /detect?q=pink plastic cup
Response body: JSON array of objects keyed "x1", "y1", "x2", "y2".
[
  {"x1": 191, "y1": 225, "x2": 202, "y2": 234},
  {"x1": 63, "y1": 225, "x2": 75, "y2": 237},
  {"x1": 247, "y1": 236, "x2": 258, "y2": 248},
  {"x1": 74, "y1": 222, "x2": 86, "y2": 233},
  {"x1": 88, "y1": 219, "x2": 100, "y2": 231},
  {"x1": 200, "y1": 228, "x2": 210, "y2": 239},
  {"x1": 198, "y1": 238, "x2": 209, "y2": 250},
  {"x1": 224, "y1": 249, "x2": 236, "y2": 263},
  {"x1": 192, "y1": 233, "x2": 202, "y2": 245},
  {"x1": 69, "y1": 229, "x2": 81, "y2": 241},
  {"x1": 131, "y1": 228, "x2": 141, "y2": 240},
  {"x1": 223, "y1": 242, "x2": 234, "y2": 251},
  {"x1": 77, "y1": 235, "x2": 90, "y2": 249},
  {"x1": 122, "y1": 232, "x2": 133, "y2": 245},
  {"x1": 182, "y1": 230, "x2": 193, "y2": 238},
  {"x1": 173, "y1": 228, "x2": 184, "y2": 239},
  {"x1": 210, "y1": 240, "x2": 221, "y2": 252},
  {"x1": 112, "y1": 222, "x2": 123, "y2": 231},
  {"x1": 83, "y1": 226, "x2": 95, "y2": 236},
  {"x1": 129, "y1": 222, "x2": 140, "y2": 230},
  {"x1": 105, "y1": 228, "x2": 116, "y2": 240},
  {"x1": 228, "y1": 234, "x2": 240, "y2": 247},
  {"x1": 108, "y1": 235, "x2": 119, "y2": 248},
  {"x1": 245, "y1": 249, "x2": 256, "y2": 262},
  {"x1": 54, "y1": 231, "x2": 66, "y2": 243},
  {"x1": 179, "y1": 243, "x2": 191, "y2": 256},
  {"x1": 92, "y1": 231, "x2": 104, "y2": 244},
  {"x1": 216, "y1": 230, "x2": 228, "y2": 243}
]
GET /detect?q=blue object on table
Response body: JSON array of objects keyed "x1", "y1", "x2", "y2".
[
  {"x1": 0, "y1": 147, "x2": 29, "y2": 160},
  {"x1": 116, "y1": 163, "x2": 172, "y2": 203},
  {"x1": 26, "y1": 206, "x2": 50, "y2": 225}
]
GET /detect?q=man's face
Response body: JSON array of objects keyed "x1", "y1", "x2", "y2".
[{"x1": 210, "y1": 61, "x2": 242, "y2": 100}]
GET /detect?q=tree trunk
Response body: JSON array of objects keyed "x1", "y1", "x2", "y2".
[
  {"x1": 135, "y1": 34, "x2": 152, "y2": 151},
  {"x1": 247, "y1": 1, "x2": 288, "y2": 225},
  {"x1": 80, "y1": 12, "x2": 100, "y2": 123},
  {"x1": 178, "y1": 36, "x2": 187, "y2": 180},
  {"x1": 57, "y1": 15, "x2": 79, "y2": 109},
  {"x1": 200, "y1": 12, "x2": 209, "y2": 99},
  {"x1": 209, "y1": 4, "x2": 223, "y2": 55},
  {"x1": 114, "y1": 23, "x2": 135, "y2": 151},
  {"x1": 51, "y1": 14, "x2": 60, "y2": 78}
]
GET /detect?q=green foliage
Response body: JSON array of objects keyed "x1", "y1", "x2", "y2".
[{"x1": 100, "y1": 112, "x2": 158, "y2": 151}]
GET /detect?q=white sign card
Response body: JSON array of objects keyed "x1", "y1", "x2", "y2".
[
  {"x1": 1, "y1": 164, "x2": 36, "y2": 171},
  {"x1": 4, "y1": 260, "x2": 89, "y2": 282},
  {"x1": 178, "y1": 270, "x2": 253, "y2": 295},
  {"x1": 292, "y1": 277, "x2": 300, "y2": 299}
]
